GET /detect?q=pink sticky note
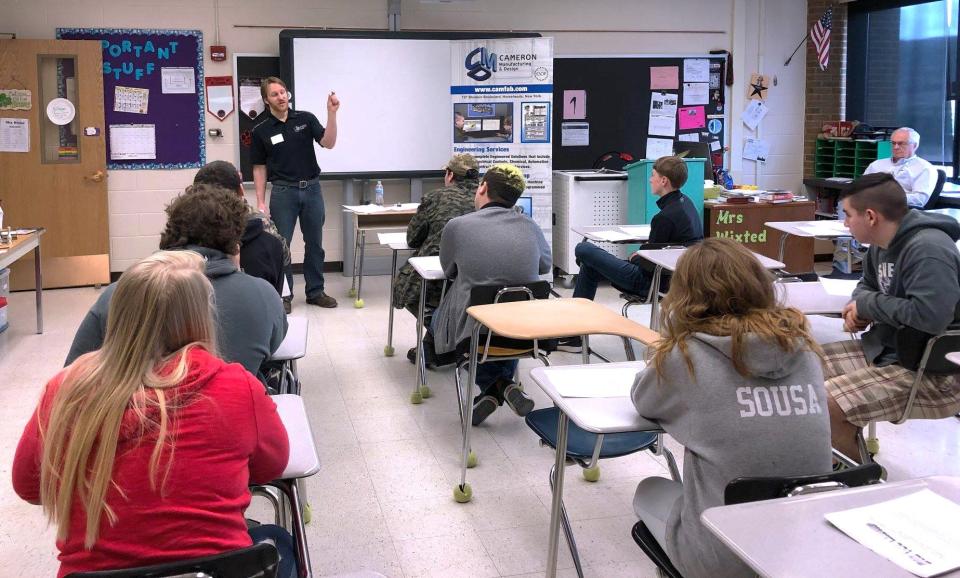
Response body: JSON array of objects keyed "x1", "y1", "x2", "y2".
[
  {"x1": 678, "y1": 106, "x2": 706, "y2": 130},
  {"x1": 563, "y1": 90, "x2": 586, "y2": 119},
  {"x1": 650, "y1": 66, "x2": 679, "y2": 90}
]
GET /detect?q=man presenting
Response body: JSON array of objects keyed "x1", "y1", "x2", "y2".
[
  {"x1": 251, "y1": 76, "x2": 339, "y2": 308},
  {"x1": 864, "y1": 127, "x2": 939, "y2": 208}
]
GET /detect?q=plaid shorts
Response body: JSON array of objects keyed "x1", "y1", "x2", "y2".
[{"x1": 823, "y1": 340, "x2": 960, "y2": 427}]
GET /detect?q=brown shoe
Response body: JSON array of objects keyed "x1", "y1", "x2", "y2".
[{"x1": 306, "y1": 292, "x2": 338, "y2": 308}]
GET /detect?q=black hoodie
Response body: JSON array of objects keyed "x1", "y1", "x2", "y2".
[
  {"x1": 240, "y1": 217, "x2": 285, "y2": 296},
  {"x1": 854, "y1": 209, "x2": 960, "y2": 366}
]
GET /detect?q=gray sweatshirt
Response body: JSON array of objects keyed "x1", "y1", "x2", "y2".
[
  {"x1": 64, "y1": 246, "x2": 287, "y2": 377},
  {"x1": 631, "y1": 333, "x2": 832, "y2": 578},
  {"x1": 853, "y1": 209, "x2": 960, "y2": 366}
]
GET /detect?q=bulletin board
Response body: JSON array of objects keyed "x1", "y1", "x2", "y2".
[
  {"x1": 234, "y1": 54, "x2": 280, "y2": 183},
  {"x1": 552, "y1": 55, "x2": 727, "y2": 172},
  {"x1": 56, "y1": 28, "x2": 206, "y2": 170}
]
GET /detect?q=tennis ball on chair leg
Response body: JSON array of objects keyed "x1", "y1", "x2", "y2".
[{"x1": 453, "y1": 483, "x2": 473, "y2": 503}]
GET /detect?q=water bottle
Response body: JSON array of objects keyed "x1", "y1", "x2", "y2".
[{"x1": 375, "y1": 180, "x2": 384, "y2": 206}]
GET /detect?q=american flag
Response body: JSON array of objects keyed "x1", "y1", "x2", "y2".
[{"x1": 811, "y1": 7, "x2": 832, "y2": 71}]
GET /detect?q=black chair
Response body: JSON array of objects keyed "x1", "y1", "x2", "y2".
[
  {"x1": 855, "y1": 324, "x2": 960, "y2": 462},
  {"x1": 631, "y1": 463, "x2": 884, "y2": 577},
  {"x1": 923, "y1": 169, "x2": 947, "y2": 210},
  {"x1": 65, "y1": 542, "x2": 279, "y2": 578}
]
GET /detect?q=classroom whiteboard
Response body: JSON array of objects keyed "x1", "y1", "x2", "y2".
[{"x1": 280, "y1": 31, "x2": 539, "y2": 179}]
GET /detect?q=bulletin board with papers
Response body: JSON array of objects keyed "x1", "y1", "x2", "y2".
[
  {"x1": 552, "y1": 55, "x2": 727, "y2": 173},
  {"x1": 56, "y1": 28, "x2": 205, "y2": 169}
]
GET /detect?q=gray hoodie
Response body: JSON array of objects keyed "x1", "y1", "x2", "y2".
[
  {"x1": 631, "y1": 333, "x2": 831, "y2": 578},
  {"x1": 854, "y1": 209, "x2": 960, "y2": 366},
  {"x1": 65, "y1": 246, "x2": 287, "y2": 377}
]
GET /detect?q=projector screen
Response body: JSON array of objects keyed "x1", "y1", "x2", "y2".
[{"x1": 280, "y1": 31, "x2": 538, "y2": 179}]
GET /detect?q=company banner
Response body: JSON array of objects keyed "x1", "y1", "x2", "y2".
[{"x1": 451, "y1": 37, "x2": 554, "y2": 236}]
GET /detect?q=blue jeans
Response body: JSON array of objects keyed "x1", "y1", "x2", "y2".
[
  {"x1": 428, "y1": 311, "x2": 517, "y2": 397},
  {"x1": 573, "y1": 241, "x2": 650, "y2": 300},
  {"x1": 270, "y1": 182, "x2": 325, "y2": 299},
  {"x1": 248, "y1": 524, "x2": 296, "y2": 578}
]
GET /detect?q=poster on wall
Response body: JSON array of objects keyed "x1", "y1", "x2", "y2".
[
  {"x1": 57, "y1": 28, "x2": 205, "y2": 170},
  {"x1": 450, "y1": 37, "x2": 554, "y2": 235}
]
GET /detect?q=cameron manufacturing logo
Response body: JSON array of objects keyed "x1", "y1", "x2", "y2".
[{"x1": 465, "y1": 47, "x2": 497, "y2": 81}]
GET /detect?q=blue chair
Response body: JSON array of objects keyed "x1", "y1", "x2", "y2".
[{"x1": 65, "y1": 542, "x2": 279, "y2": 577}]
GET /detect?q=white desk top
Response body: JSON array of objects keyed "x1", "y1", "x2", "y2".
[
  {"x1": 270, "y1": 316, "x2": 308, "y2": 362},
  {"x1": 929, "y1": 208, "x2": 960, "y2": 222},
  {"x1": 342, "y1": 203, "x2": 419, "y2": 214},
  {"x1": 777, "y1": 281, "x2": 855, "y2": 315},
  {"x1": 529, "y1": 362, "x2": 661, "y2": 435},
  {"x1": 947, "y1": 351, "x2": 960, "y2": 367},
  {"x1": 408, "y1": 256, "x2": 445, "y2": 280},
  {"x1": 377, "y1": 232, "x2": 410, "y2": 250},
  {"x1": 765, "y1": 220, "x2": 851, "y2": 238},
  {"x1": 572, "y1": 225, "x2": 651, "y2": 243},
  {"x1": 633, "y1": 247, "x2": 785, "y2": 272},
  {"x1": 702, "y1": 476, "x2": 960, "y2": 578},
  {"x1": 274, "y1": 394, "x2": 321, "y2": 479}
]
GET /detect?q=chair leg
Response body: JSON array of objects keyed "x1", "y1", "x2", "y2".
[
  {"x1": 251, "y1": 486, "x2": 283, "y2": 526},
  {"x1": 549, "y1": 464, "x2": 584, "y2": 578},
  {"x1": 622, "y1": 336, "x2": 636, "y2": 361},
  {"x1": 655, "y1": 433, "x2": 682, "y2": 482},
  {"x1": 865, "y1": 422, "x2": 879, "y2": 456}
]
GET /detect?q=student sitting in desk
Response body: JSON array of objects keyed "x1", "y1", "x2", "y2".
[
  {"x1": 13, "y1": 251, "x2": 295, "y2": 578},
  {"x1": 561, "y1": 155, "x2": 702, "y2": 352},
  {"x1": 393, "y1": 153, "x2": 479, "y2": 365},
  {"x1": 630, "y1": 238, "x2": 831, "y2": 578},
  {"x1": 431, "y1": 164, "x2": 551, "y2": 425}
]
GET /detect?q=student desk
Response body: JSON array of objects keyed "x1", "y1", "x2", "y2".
[
  {"x1": 529, "y1": 361, "x2": 660, "y2": 578},
  {"x1": 268, "y1": 316, "x2": 309, "y2": 395},
  {"x1": 765, "y1": 220, "x2": 852, "y2": 272},
  {"x1": 701, "y1": 476, "x2": 960, "y2": 578},
  {"x1": 342, "y1": 204, "x2": 418, "y2": 308},
  {"x1": 947, "y1": 351, "x2": 960, "y2": 367},
  {"x1": 571, "y1": 224, "x2": 650, "y2": 244},
  {"x1": 272, "y1": 394, "x2": 321, "y2": 578},
  {"x1": 704, "y1": 200, "x2": 816, "y2": 272},
  {"x1": 634, "y1": 248, "x2": 784, "y2": 330},
  {"x1": 0, "y1": 228, "x2": 45, "y2": 333},
  {"x1": 377, "y1": 232, "x2": 414, "y2": 357},
  {"x1": 457, "y1": 298, "x2": 660, "y2": 503},
  {"x1": 408, "y1": 256, "x2": 445, "y2": 404}
]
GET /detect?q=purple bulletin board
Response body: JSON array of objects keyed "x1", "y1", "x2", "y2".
[{"x1": 56, "y1": 28, "x2": 206, "y2": 170}]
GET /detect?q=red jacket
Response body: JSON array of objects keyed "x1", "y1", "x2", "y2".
[{"x1": 12, "y1": 348, "x2": 290, "y2": 577}]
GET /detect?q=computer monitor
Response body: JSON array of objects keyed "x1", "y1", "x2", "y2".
[
  {"x1": 482, "y1": 118, "x2": 501, "y2": 131},
  {"x1": 463, "y1": 119, "x2": 481, "y2": 132},
  {"x1": 673, "y1": 141, "x2": 714, "y2": 181}
]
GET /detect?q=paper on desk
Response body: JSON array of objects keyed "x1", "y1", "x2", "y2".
[
  {"x1": 620, "y1": 225, "x2": 652, "y2": 237},
  {"x1": 546, "y1": 367, "x2": 641, "y2": 398},
  {"x1": 819, "y1": 277, "x2": 858, "y2": 297},
  {"x1": 592, "y1": 230, "x2": 635, "y2": 242},
  {"x1": 377, "y1": 232, "x2": 408, "y2": 245},
  {"x1": 825, "y1": 489, "x2": 960, "y2": 577}
]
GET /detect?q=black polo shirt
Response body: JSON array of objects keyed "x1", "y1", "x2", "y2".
[{"x1": 250, "y1": 109, "x2": 325, "y2": 183}]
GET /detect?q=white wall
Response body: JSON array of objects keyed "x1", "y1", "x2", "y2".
[{"x1": 0, "y1": 0, "x2": 807, "y2": 271}]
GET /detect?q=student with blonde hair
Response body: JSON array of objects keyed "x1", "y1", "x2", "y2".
[
  {"x1": 13, "y1": 251, "x2": 294, "y2": 577},
  {"x1": 630, "y1": 237, "x2": 832, "y2": 578}
]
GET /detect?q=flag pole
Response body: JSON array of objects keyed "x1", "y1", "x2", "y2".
[{"x1": 784, "y1": 32, "x2": 809, "y2": 67}]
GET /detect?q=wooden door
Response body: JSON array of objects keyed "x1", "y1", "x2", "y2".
[{"x1": 0, "y1": 39, "x2": 109, "y2": 290}]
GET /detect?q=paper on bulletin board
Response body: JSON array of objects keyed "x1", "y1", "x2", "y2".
[
  {"x1": 0, "y1": 89, "x2": 32, "y2": 110},
  {"x1": 650, "y1": 66, "x2": 679, "y2": 90},
  {"x1": 710, "y1": 140, "x2": 722, "y2": 152},
  {"x1": 649, "y1": 92, "x2": 677, "y2": 137},
  {"x1": 161, "y1": 67, "x2": 196, "y2": 94},
  {"x1": 561, "y1": 122, "x2": 589, "y2": 146},
  {"x1": 742, "y1": 100, "x2": 769, "y2": 130},
  {"x1": 742, "y1": 138, "x2": 771, "y2": 162},
  {"x1": 109, "y1": 124, "x2": 157, "y2": 160},
  {"x1": 239, "y1": 84, "x2": 265, "y2": 120},
  {"x1": 563, "y1": 89, "x2": 586, "y2": 119},
  {"x1": 678, "y1": 133, "x2": 699, "y2": 142},
  {"x1": 683, "y1": 59, "x2": 710, "y2": 82},
  {"x1": 0, "y1": 118, "x2": 30, "y2": 152},
  {"x1": 646, "y1": 137, "x2": 673, "y2": 160},
  {"x1": 682, "y1": 83, "x2": 709, "y2": 105},
  {"x1": 678, "y1": 106, "x2": 706, "y2": 130},
  {"x1": 114, "y1": 86, "x2": 149, "y2": 114}
]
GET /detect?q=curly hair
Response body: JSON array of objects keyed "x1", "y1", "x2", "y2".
[
  {"x1": 194, "y1": 160, "x2": 242, "y2": 193},
  {"x1": 159, "y1": 183, "x2": 247, "y2": 255}
]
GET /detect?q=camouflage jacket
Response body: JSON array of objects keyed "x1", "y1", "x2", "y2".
[{"x1": 392, "y1": 178, "x2": 477, "y2": 311}]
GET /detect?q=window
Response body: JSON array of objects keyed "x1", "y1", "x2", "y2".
[{"x1": 847, "y1": 0, "x2": 959, "y2": 178}]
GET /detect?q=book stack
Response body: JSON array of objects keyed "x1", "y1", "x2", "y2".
[
  {"x1": 720, "y1": 191, "x2": 754, "y2": 204},
  {"x1": 758, "y1": 190, "x2": 794, "y2": 203}
]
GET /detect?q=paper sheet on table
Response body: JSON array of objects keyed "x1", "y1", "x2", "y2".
[
  {"x1": 683, "y1": 59, "x2": 710, "y2": 82},
  {"x1": 650, "y1": 66, "x2": 679, "y2": 90},
  {"x1": 592, "y1": 230, "x2": 635, "y2": 242},
  {"x1": 819, "y1": 277, "x2": 858, "y2": 297},
  {"x1": 344, "y1": 203, "x2": 419, "y2": 214},
  {"x1": 378, "y1": 232, "x2": 408, "y2": 245},
  {"x1": 545, "y1": 367, "x2": 642, "y2": 398},
  {"x1": 646, "y1": 137, "x2": 674, "y2": 160},
  {"x1": 620, "y1": 225, "x2": 652, "y2": 238},
  {"x1": 796, "y1": 221, "x2": 849, "y2": 236},
  {"x1": 682, "y1": 83, "x2": 709, "y2": 105},
  {"x1": 825, "y1": 489, "x2": 960, "y2": 578}
]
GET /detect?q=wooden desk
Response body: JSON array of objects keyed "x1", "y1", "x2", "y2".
[
  {"x1": 702, "y1": 476, "x2": 960, "y2": 578},
  {"x1": 342, "y1": 204, "x2": 418, "y2": 308},
  {"x1": 704, "y1": 200, "x2": 815, "y2": 272},
  {"x1": 0, "y1": 228, "x2": 45, "y2": 333}
]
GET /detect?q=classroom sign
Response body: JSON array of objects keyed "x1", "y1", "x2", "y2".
[{"x1": 450, "y1": 37, "x2": 554, "y2": 236}]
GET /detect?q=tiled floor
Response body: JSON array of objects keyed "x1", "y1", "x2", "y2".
[{"x1": 1, "y1": 272, "x2": 959, "y2": 577}]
